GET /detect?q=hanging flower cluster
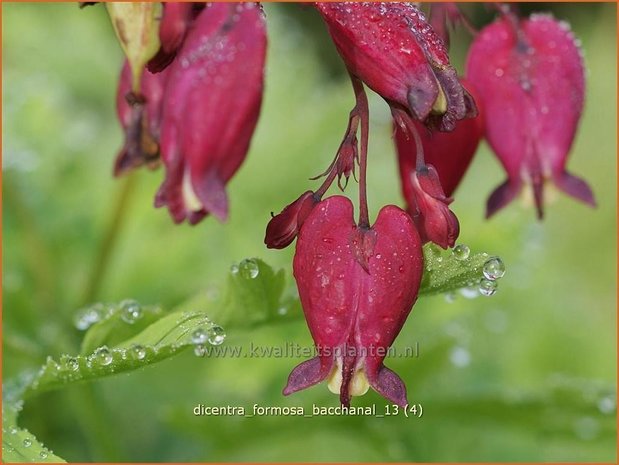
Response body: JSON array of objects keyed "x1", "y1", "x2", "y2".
[{"x1": 106, "y1": 2, "x2": 595, "y2": 407}]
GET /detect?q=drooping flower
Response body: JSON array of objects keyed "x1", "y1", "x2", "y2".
[
  {"x1": 283, "y1": 195, "x2": 423, "y2": 407},
  {"x1": 395, "y1": 79, "x2": 485, "y2": 198},
  {"x1": 114, "y1": 60, "x2": 168, "y2": 176},
  {"x1": 155, "y1": 2, "x2": 267, "y2": 224},
  {"x1": 466, "y1": 13, "x2": 595, "y2": 218},
  {"x1": 265, "y1": 191, "x2": 319, "y2": 249},
  {"x1": 315, "y1": 2, "x2": 476, "y2": 131}
]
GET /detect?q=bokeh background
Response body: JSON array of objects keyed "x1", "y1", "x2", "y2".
[{"x1": 2, "y1": 2, "x2": 616, "y2": 462}]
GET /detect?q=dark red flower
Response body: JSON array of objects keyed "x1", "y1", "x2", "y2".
[
  {"x1": 155, "y1": 3, "x2": 266, "y2": 224},
  {"x1": 315, "y1": 2, "x2": 476, "y2": 131},
  {"x1": 114, "y1": 60, "x2": 168, "y2": 176},
  {"x1": 395, "y1": 79, "x2": 485, "y2": 198},
  {"x1": 147, "y1": 3, "x2": 203, "y2": 73},
  {"x1": 265, "y1": 191, "x2": 319, "y2": 249},
  {"x1": 283, "y1": 195, "x2": 423, "y2": 407},
  {"x1": 466, "y1": 13, "x2": 595, "y2": 218}
]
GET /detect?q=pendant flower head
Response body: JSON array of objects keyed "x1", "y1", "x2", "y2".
[
  {"x1": 114, "y1": 60, "x2": 168, "y2": 176},
  {"x1": 284, "y1": 196, "x2": 423, "y2": 407},
  {"x1": 315, "y1": 2, "x2": 476, "y2": 131},
  {"x1": 395, "y1": 79, "x2": 485, "y2": 198},
  {"x1": 155, "y1": 2, "x2": 267, "y2": 224},
  {"x1": 466, "y1": 13, "x2": 595, "y2": 218}
]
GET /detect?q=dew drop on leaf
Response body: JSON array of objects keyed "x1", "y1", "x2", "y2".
[
  {"x1": 120, "y1": 299, "x2": 143, "y2": 324},
  {"x1": 483, "y1": 257, "x2": 506, "y2": 280},
  {"x1": 239, "y1": 258, "x2": 259, "y2": 279},
  {"x1": 207, "y1": 325, "x2": 226, "y2": 345},
  {"x1": 479, "y1": 279, "x2": 498, "y2": 297},
  {"x1": 452, "y1": 244, "x2": 470, "y2": 261}
]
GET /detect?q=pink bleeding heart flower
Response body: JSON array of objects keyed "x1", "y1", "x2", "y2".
[
  {"x1": 283, "y1": 195, "x2": 423, "y2": 407},
  {"x1": 147, "y1": 3, "x2": 202, "y2": 73},
  {"x1": 395, "y1": 79, "x2": 485, "y2": 198},
  {"x1": 155, "y1": 2, "x2": 266, "y2": 224},
  {"x1": 465, "y1": 13, "x2": 595, "y2": 218},
  {"x1": 114, "y1": 60, "x2": 169, "y2": 176},
  {"x1": 315, "y1": 2, "x2": 476, "y2": 131},
  {"x1": 265, "y1": 191, "x2": 319, "y2": 249}
]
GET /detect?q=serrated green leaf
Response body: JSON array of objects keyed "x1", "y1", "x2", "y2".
[
  {"x1": 23, "y1": 309, "x2": 215, "y2": 399},
  {"x1": 419, "y1": 244, "x2": 503, "y2": 296},
  {"x1": 80, "y1": 302, "x2": 164, "y2": 355},
  {"x1": 2, "y1": 404, "x2": 65, "y2": 463}
]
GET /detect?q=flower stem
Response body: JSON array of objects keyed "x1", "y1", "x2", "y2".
[
  {"x1": 349, "y1": 74, "x2": 370, "y2": 228},
  {"x1": 81, "y1": 173, "x2": 138, "y2": 305}
]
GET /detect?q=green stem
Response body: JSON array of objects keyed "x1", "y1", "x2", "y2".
[{"x1": 81, "y1": 174, "x2": 138, "y2": 305}]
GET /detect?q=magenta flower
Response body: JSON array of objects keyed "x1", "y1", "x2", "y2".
[
  {"x1": 395, "y1": 79, "x2": 484, "y2": 199},
  {"x1": 114, "y1": 60, "x2": 168, "y2": 176},
  {"x1": 155, "y1": 3, "x2": 266, "y2": 224},
  {"x1": 264, "y1": 191, "x2": 319, "y2": 249},
  {"x1": 283, "y1": 196, "x2": 423, "y2": 407},
  {"x1": 315, "y1": 2, "x2": 475, "y2": 130},
  {"x1": 466, "y1": 13, "x2": 595, "y2": 218}
]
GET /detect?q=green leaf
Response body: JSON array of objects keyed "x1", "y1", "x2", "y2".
[
  {"x1": 79, "y1": 301, "x2": 164, "y2": 355},
  {"x1": 419, "y1": 244, "x2": 503, "y2": 296},
  {"x1": 2, "y1": 403, "x2": 66, "y2": 463},
  {"x1": 23, "y1": 309, "x2": 216, "y2": 399}
]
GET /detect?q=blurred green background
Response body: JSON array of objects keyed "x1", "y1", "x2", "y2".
[{"x1": 2, "y1": 2, "x2": 616, "y2": 462}]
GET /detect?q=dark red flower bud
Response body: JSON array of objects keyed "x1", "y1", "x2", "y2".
[
  {"x1": 402, "y1": 164, "x2": 459, "y2": 249},
  {"x1": 465, "y1": 13, "x2": 595, "y2": 219},
  {"x1": 283, "y1": 195, "x2": 423, "y2": 407},
  {"x1": 155, "y1": 3, "x2": 266, "y2": 224},
  {"x1": 395, "y1": 79, "x2": 485, "y2": 197},
  {"x1": 114, "y1": 60, "x2": 168, "y2": 176},
  {"x1": 315, "y1": 2, "x2": 476, "y2": 130},
  {"x1": 265, "y1": 191, "x2": 319, "y2": 249}
]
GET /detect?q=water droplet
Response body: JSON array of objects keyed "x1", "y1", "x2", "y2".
[
  {"x1": 74, "y1": 303, "x2": 106, "y2": 330},
  {"x1": 239, "y1": 258, "x2": 259, "y2": 279},
  {"x1": 444, "y1": 292, "x2": 456, "y2": 303},
  {"x1": 449, "y1": 346, "x2": 471, "y2": 368},
  {"x1": 230, "y1": 263, "x2": 239, "y2": 275},
  {"x1": 483, "y1": 258, "x2": 505, "y2": 280},
  {"x1": 120, "y1": 299, "x2": 142, "y2": 324},
  {"x1": 277, "y1": 306, "x2": 288, "y2": 316},
  {"x1": 479, "y1": 279, "x2": 498, "y2": 297},
  {"x1": 452, "y1": 244, "x2": 470, "y2": 260},
  {"x1": 495, "y1": 68, "x2": 504, "y2": 77},
  {"x1": 22, "y1": 438, "x2": 32, "y2": 448},
  {"x1": 191, "y1": 328, "x2": 208, "y2": 345},
  {"x1": 131, "y1": 344, "x2": 147, "y2": 361},
  {"x1": 60, "y1": 355, "x2": 79, "y2": 372},
  {"x1": 597, "y1": 395, "x2": 616, "y2": 414},
  {"x1": 40, "y1": 451, "x2": 48, "y2": 459},
  {"x1": 93, "y1": 346, "x2": 113, "y2": 366},
  {"x1": 459, "y1": 286, "x2": 479, "y2": 299},
  {"x1": 573, "y1": 416, "x2": 599, "y2": 441},
  {"x1": 9, "y1": 426, "x2": 18, "y2": 435},
  {"x1": 207, "y1": 325, "x2": 226, "y2": 345},
  {"x1": 194, "y1": 344, "x2": 207, "y2": 357}
]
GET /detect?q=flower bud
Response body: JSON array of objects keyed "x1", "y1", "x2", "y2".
[
  {"x1": 465, "y1": 13, "x2": 595, "y2": 218},
  {"x1": 405, "y1": 164, "x2": 460, "y2": 249},
  {"x1": 155, "y1": 3, "x2": 266, "y2": 224},
  {"x1": 265, "y1": 191, "x2": 318, "y2": 249},
  {"x1": 315, "y1": 2, "x2": 476, "y2": 131},
  {"x1": 283, "y1": 196, "x2": 423, "y2": 407}
]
